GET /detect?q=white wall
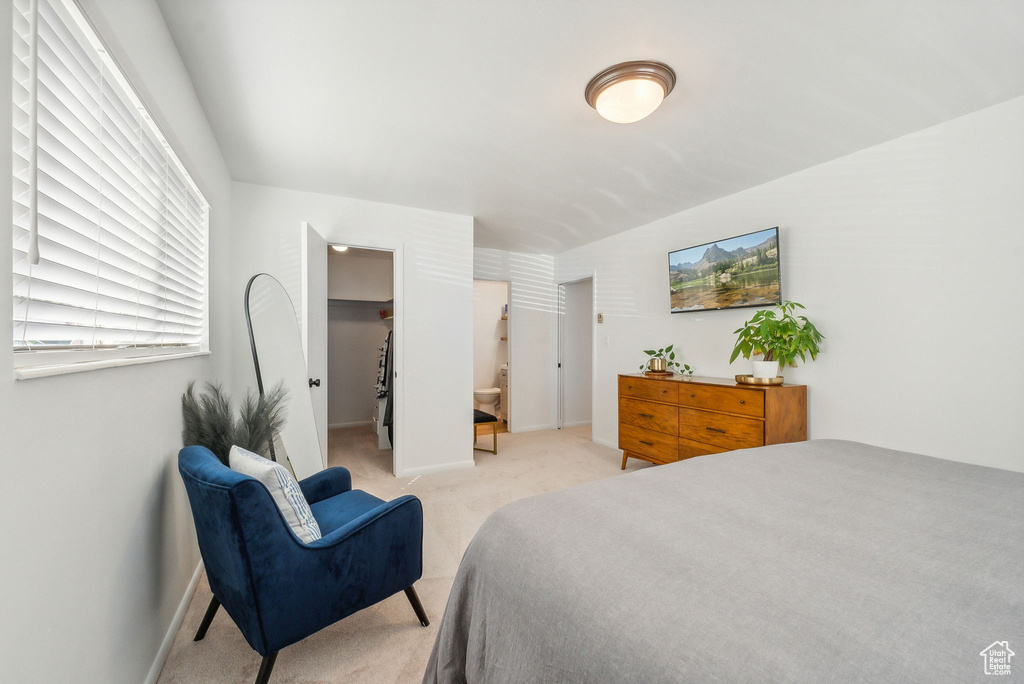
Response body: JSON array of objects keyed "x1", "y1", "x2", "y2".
[
  {"x1": 561, "y1": 278, "x2": 593, "y2": 427},
  {"x1": 473, "y1": 280, "x2": 508, "y2": 390},
  {"x1": 230, "y1": 182, "x2": 474, "y2": 476},
  {"x1": 0, "y1": 1, "x2": 234, "y2": 682},
  {"x1": 328, "y1": 247, "x2": 394, "y2": 301},
  {"x1": 328, "y1": 302, "x2": 389, "y2": 427},
  {"x1": 556, "y1": 96, "x2": 1024, "y2": 473},
  {"x1": 474, "y1": 248, "x2": 558, "y2": 432}
]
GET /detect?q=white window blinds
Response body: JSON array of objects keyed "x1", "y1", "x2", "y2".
[{"x1": 11, "y1": 0, "x2": 209, "y2": 356}]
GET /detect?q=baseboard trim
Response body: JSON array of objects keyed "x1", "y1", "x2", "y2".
[
  {"x1": 398, "y1": 459, "x2": 475, "y2": 478},
  {"x1": 143, "y1": 561, "x2": 203, "y2": 684},
  {"x1": 328, "y1": 420, "x2": 373, "y2": 429},
  {"x1": 593, "y1": 436, "x2": 616, "y2": 450},
  {"x1": 562, "y1": 420, "x2": 592, "y2": 428},
  {"x1": 514, "y1": 423, "x2": 556, "y2": 433}
]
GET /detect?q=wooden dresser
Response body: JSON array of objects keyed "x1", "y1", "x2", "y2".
[{"x1": 617, "y1": 374, "x2": 806, "y2": 469}]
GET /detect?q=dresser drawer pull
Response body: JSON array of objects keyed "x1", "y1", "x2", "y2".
[
  {"x1": 661, "y1": 389, "x2": 668, "y2": 394},
  {"x1": 627, "y1": 385, "x2": 633, "y2": 389},
  {"x1": 638, "y1": 440, "x2": 654, "y2": 446},
  {"x1": 689, "y1": 393, "x2": 695, "y2": 398},
  {"x1": 739, "y1": 400, "x2": 745, "y2": 404},
  {"x1": 705, "y1": 427, "x2": 726, "y2": 434},
  {"x1": 638, "y1": 413, "x2": 654, "y2": 419}
]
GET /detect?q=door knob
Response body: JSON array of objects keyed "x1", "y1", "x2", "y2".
[{"x1": 309, "y1": 378, "x2": 321, "y2": 388}]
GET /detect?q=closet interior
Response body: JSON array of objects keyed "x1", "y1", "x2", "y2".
[{"x1": 327, "y1": 246, "x2": 396, "y2": 460}]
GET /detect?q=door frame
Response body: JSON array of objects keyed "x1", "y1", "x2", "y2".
[
  {"x1": 556, "y1": 275, "x2": 596, "y2": 431},
  {"x1": 302, "y1": 226, "x2": 406, "y2": 476}
]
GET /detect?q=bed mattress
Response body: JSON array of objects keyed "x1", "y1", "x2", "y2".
[{"x1": 424, "y1": 440, "x2": 1023, "y2": 683}]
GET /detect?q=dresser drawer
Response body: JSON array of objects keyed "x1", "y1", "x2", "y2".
[
  {"x1": 678, "y1": 436, "x2": 731, "y2": 460},
  {"x1": 618, "y1": 423, "x2": 678, "y2": 463},
  {"x1": 678, "y1": 407, "x2": 764, "y2": 450},
  {"x1": 618, "y1": 376, "x2": 678, "y2": 404},
  {"x1": 677, "y1": 384, "x2": 764, "y2": 418},
  {"x1": 619, "y1": 397, "x2": 678, "y2": 435}
]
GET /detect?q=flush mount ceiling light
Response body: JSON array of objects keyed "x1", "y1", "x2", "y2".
[
  {"x1": 331, "y1": 245, "x2": 349, "y2": 252},
  {"x1": 585, "y1": 60, "x2": 676, "y2": 124}
]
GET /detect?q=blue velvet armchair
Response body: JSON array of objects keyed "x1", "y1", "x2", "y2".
[{"x1": 178, "y1": 445, "x2": 428, "y2": 684}]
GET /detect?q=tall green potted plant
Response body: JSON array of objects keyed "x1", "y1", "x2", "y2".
[{"x1": 729, "y1": 301, "x2": 824, "y2": 378}]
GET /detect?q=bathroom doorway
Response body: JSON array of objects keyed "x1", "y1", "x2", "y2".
[
  {"x1": 557, "y1": 277, "x2": 594, "y2": 433},
  {"x1": 473, "y1": 279, "x2": 510, "y2": 441}
]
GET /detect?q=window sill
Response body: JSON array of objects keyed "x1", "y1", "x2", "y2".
[{"x1": 14, "y1": 350, "x2": 211, "y2": 380}]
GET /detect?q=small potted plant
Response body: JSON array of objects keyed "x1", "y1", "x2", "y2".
[
  {"x1": 639, "y1": 344, "x2": 693, "y2": 376},
  {"x1": 729, "y1": 301, "x2": 824, "y2": 378}
]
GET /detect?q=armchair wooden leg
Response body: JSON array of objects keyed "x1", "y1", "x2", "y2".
[
  {"x1": 254, "y1": 652, "x2": 278, "y2": 684},
  {"x1": 405, "y1": 586, "x2": 430, "y2": 627},
  {"x1": 492, "y1": 423, "x2": 498, "y2": 454},
  {"x1": 193, "y1": 596, "x2": 220, "y2": 641}
]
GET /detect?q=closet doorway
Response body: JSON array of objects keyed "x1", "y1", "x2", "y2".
[
  {"x1": 557, "y1": 277, "x2": 594, "y2": 433},
  {"x1": 325, "y1": 245, "x2": 397, "y2": 476}
]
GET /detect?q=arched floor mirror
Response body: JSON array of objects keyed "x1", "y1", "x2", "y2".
[{"x1": 245, "y1": 273, "x2": 324, "y2": 480}]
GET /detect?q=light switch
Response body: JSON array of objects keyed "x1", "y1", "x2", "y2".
[{"x1": 597, "y1": 313, "x2": 604, "y2": 323}]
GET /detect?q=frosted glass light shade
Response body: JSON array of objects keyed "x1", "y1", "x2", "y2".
[
  {"x1": 594, "y1": 79, "x2": 666, "y2": 124},
  {"x1": 585, "y1": 60, "x2": 676, "y2": 124}
]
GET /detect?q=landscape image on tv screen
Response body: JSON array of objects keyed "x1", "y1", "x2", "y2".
[{"x1": 668, "y1": 227, "x2": 781, "y2": 313}]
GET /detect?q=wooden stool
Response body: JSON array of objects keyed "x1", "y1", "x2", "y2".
[{"x1": 473, "y1": 409, "x2": 498, "y2": 454}]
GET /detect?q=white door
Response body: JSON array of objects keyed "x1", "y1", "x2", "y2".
[
  {"x1": 558, "y1": 278, "x2": 594, "y2": 430},
  {"x1": 301, "y1": 221, "x2": 329, "y2": 467},
  {"x1": 557, "y1": 283, "x2": 565, "y2": 429}
]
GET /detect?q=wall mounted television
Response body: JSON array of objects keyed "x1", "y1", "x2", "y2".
[{"x1": 668, "y1": 227, "x2": 782, "y2": 313}]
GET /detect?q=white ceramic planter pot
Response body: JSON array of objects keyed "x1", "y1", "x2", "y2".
[{"x1": 752, "y1": 360, "x2": 779, "y2": 379}]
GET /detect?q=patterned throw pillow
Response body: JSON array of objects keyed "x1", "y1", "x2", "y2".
[{"x1": 228, "y1": 445, "x2": 322, "y2": 543}]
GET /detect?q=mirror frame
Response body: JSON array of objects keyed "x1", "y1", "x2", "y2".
[
  {"x1": 244, "y1": 274, "x2": 268, "y2": 395},
  {"x1": 244, "y1": 273, "x2": 282, "y2": 463}
]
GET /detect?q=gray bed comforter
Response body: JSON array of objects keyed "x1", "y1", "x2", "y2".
[{"x1": 424, "y1": 440, "x2": 1023, "y2": 683}]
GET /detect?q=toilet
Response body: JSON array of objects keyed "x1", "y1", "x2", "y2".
[{"x1": 474, "y1": 387, "x2": 501, "y2": 411}]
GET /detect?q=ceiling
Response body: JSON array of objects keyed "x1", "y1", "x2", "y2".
[
  {"x1": 157, "y1": 0, "x2": 1024, "y2": 254},
  {"x1": 328, "y1": 245, "x2": 393, "y2": 263}
]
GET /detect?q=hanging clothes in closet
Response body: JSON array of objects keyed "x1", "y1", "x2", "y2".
[
  {"x1": 376, "y1": 331, "x2": 395, "y2": 446},
  {"x1": 376, "y1": 332, "x2": 390, "y2": 399}
]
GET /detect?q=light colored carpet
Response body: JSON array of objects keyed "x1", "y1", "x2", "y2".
[{"x1": 157, "y1": 425, "x2": 649, "y2": 683}]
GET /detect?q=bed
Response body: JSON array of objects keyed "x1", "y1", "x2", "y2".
[{"x1": 423, "y1": 440, "x2": 1023, "y2": 683}]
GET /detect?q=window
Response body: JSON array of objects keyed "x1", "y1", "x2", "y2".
[{"x1": 11, "y1": 0, "x2": 209, "y2": 373}]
